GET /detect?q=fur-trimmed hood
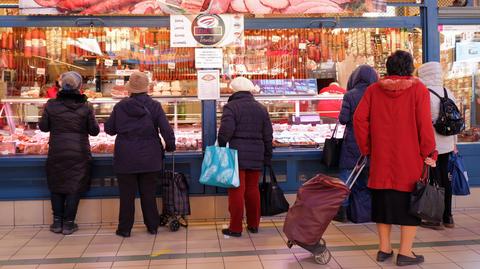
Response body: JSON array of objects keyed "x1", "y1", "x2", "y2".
[{"x1": 378, "y1": 76, "x2": 420, "y2": 98}]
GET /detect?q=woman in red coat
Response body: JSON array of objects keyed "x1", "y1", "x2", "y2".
[{"x1": 354, "y1": 51, "x2": 437, "y2": 266}]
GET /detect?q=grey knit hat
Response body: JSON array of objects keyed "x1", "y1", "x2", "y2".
[{"x1": 60, "y1": 71, "x2": 83, "y2": 91}]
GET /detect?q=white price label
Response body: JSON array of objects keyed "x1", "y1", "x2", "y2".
[
  {"x1": 168, "y1": 62, "x2": 176, "y2": 70},
  {"x1": 271, "y1": 35, "x2": 281, "y2": 43},
  {"x1": 36, "y1": 68, "x2": 45, "y2": 76},
  {"x1": 115, "y1": 79, "x2": 124, "y2": 86},
  {"x1": 299, "y1": 43, "x2": 307, "y2": 50},
  {"x1": 104, "y1": 59, "x2": 114, "y2": 67}
]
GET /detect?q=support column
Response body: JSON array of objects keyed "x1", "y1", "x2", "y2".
[
  {"x1": 421, "y1": 0, "x2": 440, "y2": 62},
  {"x1": 201, "y1": 100, "x2": 217, "y2": 150}
]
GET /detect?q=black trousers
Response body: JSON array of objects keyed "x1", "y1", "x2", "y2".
[
  {"x1": 51, "y1": 192, "x2": 81, "y2": 222},
  {"x1": 117, "y1": 172, "x2": 159, "y2": 232},
  {"x1": 430, "y1": 152, "x2": 452, "y2": 221}
]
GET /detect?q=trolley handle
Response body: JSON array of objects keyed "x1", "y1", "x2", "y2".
[{"x1": 345, "y1": 156, "x2": 367, "y2": 190}]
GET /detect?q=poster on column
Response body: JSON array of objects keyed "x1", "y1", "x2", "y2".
[
  {"x1": 197, "y1": 69, "x2": 220, "y2": 100},
  {"x1": 19, "y1": 0, "x2": 386, "y2": 15}
]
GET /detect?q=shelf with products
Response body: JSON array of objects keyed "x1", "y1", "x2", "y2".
[
  {"x1": 0, "y1": 26, "x2": 422, "y2": 98},
  {"x1": 440, "y1": 26, "x2": 480, "y2": 142}
]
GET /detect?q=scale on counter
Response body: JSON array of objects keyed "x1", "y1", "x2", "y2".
[{"x1": 290, "y1": 114, "x2": 322, "y2": 125}]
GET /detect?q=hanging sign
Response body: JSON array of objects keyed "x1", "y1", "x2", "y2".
[
  {"x1": 20, "y1": 0, "x2": 386, "y2": 15},
  {"x1": 197, "y1": 69, "x2": 220, "y2": 100},
  {"x1": 195, "y1": 48, "x2": 223, "y2": 69},
  {"x1": 171, "y1": 14, "x2": 244, "y2": 48}
]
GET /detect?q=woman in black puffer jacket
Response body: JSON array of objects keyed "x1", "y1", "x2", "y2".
[
  {"x1": 218, "y1": 77, "x2": 273, "y2": 237},
  {"x1": 39, "y1": 71, "x2": 100, "y2": 235}
]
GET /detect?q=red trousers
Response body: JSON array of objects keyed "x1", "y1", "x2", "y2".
[{"x1": 227, "y1": 169, "x2": 261, "y2": 233}]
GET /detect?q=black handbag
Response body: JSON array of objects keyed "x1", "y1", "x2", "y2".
[
  {"x1": 409, "y1": 165, "x2": 445, "y2": 222},
  {"x1": 322, "y1": 122, "x2": 344, "y2": 168},
  {"x1": 260, "y1": 166, "x2": 290, "y2": 216}
]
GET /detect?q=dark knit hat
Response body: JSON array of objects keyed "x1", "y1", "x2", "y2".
[{"x1": 60, "y1": 71, "x2": 83, "y2": 91}]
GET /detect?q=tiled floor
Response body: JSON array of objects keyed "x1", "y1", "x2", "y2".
[{"x1": 3, "y1": 209, "x2": 480, "y2": 268}]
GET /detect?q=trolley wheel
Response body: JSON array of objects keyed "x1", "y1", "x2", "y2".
[
  {"x1": 314, "y1": 249, "x2": 331, "y2": 265},
  {"x1": 287, "y1": 240, "x2": 294, "y2": 249},
  {"x1": 169, "y1": 219, "x2": 180, "y2": 232},
  {"x1": 159, "y1": 214, "x2": 169, "y2": 227}
]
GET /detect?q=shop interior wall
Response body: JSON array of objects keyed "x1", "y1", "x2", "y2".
[{"x1": 0, "y1": 2, "x2": 479, "y2": 210}]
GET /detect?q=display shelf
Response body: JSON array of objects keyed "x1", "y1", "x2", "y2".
[{"x1": 1, "y1": 95, "x2": 343, "y2": 105}]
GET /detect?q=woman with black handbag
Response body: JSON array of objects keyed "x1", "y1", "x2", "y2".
[
  {"x1": 418, "y1": 62, "x2": 458, "y2": 230},
  {"x1": 354, "y1": 51, "x2": 437, "y2": 266}
]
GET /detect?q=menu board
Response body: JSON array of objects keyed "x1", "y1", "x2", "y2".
[{"x1": 20, "y1": 0, "x2": 386, "y2": 15}]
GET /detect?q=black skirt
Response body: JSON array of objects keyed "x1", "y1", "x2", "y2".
[{"x1": 370, "y1": 189, "x2": 421, "y2": 226}]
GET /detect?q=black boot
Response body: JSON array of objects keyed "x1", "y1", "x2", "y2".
[
  {"x1": 333, "y1": 206, "x2": 348, "y2": 223},
  {"x1": 49, "y1": 217, "x2": 62, "y2": 234},
  {"x1": 62, "y1": 220, "x2": 79, "y2": 235}
]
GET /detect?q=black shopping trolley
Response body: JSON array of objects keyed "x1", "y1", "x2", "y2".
[{"x1": 159, "y1": 153, "x2": 190, "y2": 232}]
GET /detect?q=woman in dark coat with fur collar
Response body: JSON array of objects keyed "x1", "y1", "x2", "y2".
[{"x1": 39, "y1": 71, "x2": 100, "y2": 235}]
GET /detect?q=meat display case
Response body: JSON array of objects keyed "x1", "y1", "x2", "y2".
[{"x1": 0, "y1": 97, "x2": 203, "y2": 154}]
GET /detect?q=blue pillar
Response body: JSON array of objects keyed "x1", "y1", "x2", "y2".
[
  {"x1": 421, "y1": 0, "x2": 440, "y2": 62},
  {"x1": 201, "y1": 100, "x2": 217, "y2": 150}
]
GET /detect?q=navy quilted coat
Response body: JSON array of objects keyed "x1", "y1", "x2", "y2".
[
  {"x1": 218, "y1": 91, "x2": 273, "y2": 170},
  {"x1": 105, "y1": 93, "x2": 176, "y2": 174},
  {"x1": 338, "y1": 65, "x2": 378, "y2": 169}
]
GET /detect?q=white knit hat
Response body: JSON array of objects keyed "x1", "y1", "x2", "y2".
[
  {"x1": 229, "y1": 77, "x2": 259, "y2": 93},
  {"x1": 417, "y1": 61, "x2": 444, "y2": 87}
]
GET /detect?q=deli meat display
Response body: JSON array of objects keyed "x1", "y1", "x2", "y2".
[{"x1": 0, "y1": 25, "x2": 424, "y2": 155}]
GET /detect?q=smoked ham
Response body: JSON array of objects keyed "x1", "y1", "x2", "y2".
[
  {"x1": 244, "y1": 0, "x2": 273, "y2": 14},
  {"x1": 207, "y1": 0, "x2": 231, "y2": 14},
  {"x1": 284, "y1": 1, "x2": 341, "y2": 13},
  {"x1": 231, "y1": 0, "x2": 248, "y2": 12},
  {"x1": 260, "y1": 0, "x2": 289, "y2": 9}
]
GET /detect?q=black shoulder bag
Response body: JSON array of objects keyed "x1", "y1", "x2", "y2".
[
  {"x1": 409, "y1": 164, "x2": 445, "y2": 222},
  {"x1": 260, "y1": 166, "x2": 290, "y2": 216},
  {"x1": 322, "y1": 122, "x2": 344, "y2": 168}
]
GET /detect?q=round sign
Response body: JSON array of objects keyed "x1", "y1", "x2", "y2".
[{"x1": 191, "y1": 14, "x2": 226, "y2": 46}]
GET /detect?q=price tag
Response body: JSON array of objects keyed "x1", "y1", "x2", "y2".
[
  {"x1": 104, "y1": 59, "x2": 114, "y2": 67},
  {"x1": 115, "y1": 79, "x2": 124, "y2": 86},
  {"x1": 271, "y1": 35, "x2": 281, "y2": 43},
  {"x1": 299, "y1": 43, "x2": 307, "y2": 50},
  {"x1": 168, "y1": 62, "x2": 176, "y2": 70},
  {"x1": 36, "y1": 68, "x2": 45, "y2": 76}
]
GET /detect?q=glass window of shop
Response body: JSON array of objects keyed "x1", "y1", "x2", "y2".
[
  {"x1": 0, "y1": 27, "x2": 202, "y2": 155},
  {"x1": 217, "y1": 27, "x2": 423, "y2": 149},
  {"x1": 440, "y1": 26, "x2": 480, "y2": 143}
]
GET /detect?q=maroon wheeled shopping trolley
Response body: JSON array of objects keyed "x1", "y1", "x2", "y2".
[{"x1": 283, "y1": 156, "x2": 367, "y2": 264}]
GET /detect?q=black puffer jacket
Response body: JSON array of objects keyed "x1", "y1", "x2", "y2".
[
  {"x1": 105, "y1": 93, "x2": 176, "y2": 174},
  {"x1": 39, "y1": 91, "x2": 100, "y2": 194},
  {"x1": 218, "y1": 91, "x2": 273, "y2": 170}
]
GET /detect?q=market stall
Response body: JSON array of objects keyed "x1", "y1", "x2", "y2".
[{"x1": 0, "y1": 0, "x2": 478, "y2": 202}]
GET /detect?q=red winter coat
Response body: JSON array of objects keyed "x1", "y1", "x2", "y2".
[
  {"x1": 316, "y1": 84, "x2": 346, "y2": 118},
  {"x1": 353, "y1": 76, "x2": 437, "y2": 192}
]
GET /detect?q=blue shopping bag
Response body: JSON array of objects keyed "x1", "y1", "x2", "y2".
[
  {"x1": 449, "y1": 152, "x2": 470, "y2": 196},
  {"x1": 199, "y1": 144, "x2": 240, "y2": 188}
]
